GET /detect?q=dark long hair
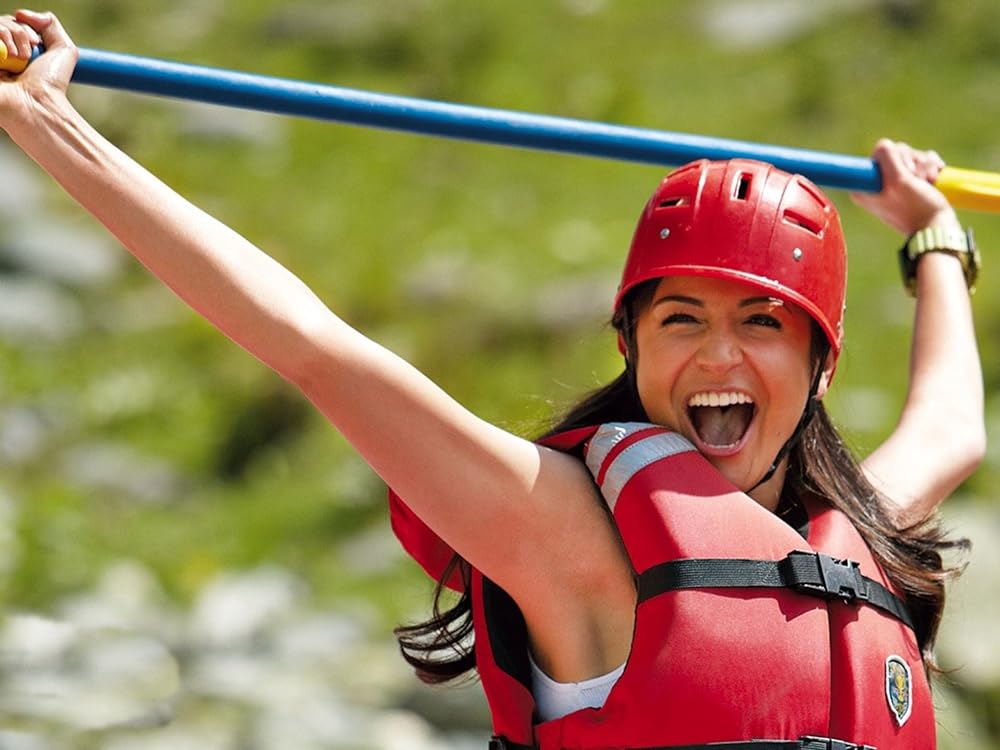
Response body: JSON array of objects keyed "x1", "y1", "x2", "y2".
[{"x1": 395, "y1": 280, "x2": 966, "y2": 682}]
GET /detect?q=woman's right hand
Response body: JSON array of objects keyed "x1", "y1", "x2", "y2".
[
  {"x1": 849, "y1": 138, "x2": 959, "y2": 237},
  {"x1": 0, "y1": 10, "x2": 78, "y2": 130}
]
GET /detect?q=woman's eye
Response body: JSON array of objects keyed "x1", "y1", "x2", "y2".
[
  {"x1": 746, "y1": 314, "x2": 781, "y2": 329},
  {"x1": 661, "y1": 312, "x2": 697, "y2": 326}
]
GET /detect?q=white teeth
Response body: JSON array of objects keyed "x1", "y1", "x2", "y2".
[{"x1": 687, "y1": 391, "x2": 753, "y2": 407}]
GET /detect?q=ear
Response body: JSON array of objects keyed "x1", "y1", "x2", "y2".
[{"x1": 813, "y1": 348, "x2": 836, "y2": 401}]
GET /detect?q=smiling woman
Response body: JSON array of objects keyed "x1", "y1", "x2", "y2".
[{"x1": 393, "y1": 155, "x2": 983, "y2": 749}]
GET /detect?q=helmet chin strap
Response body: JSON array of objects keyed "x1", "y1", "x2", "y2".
[{"x1": 747, "y1": 343, "x2": 830, "y2": 495}]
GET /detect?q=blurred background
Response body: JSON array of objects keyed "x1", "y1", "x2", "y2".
[{"x1": 2, "y1": 0, "x2": 1000, "y2": 748}]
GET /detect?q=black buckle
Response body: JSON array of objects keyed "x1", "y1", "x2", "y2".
[
  {"x1": 817, "y1": 555, "x2": 870, "y2": 602},
  {"x1": 800, "y1": 734, "x2": 876, "y2": 750},
  {"x1": 787, "y1": 552, "x2": 870, "y2": 603}
]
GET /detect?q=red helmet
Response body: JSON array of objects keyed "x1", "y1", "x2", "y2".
[{"x1": 616, "y1": 159, "x2": 846, "y2": 362}]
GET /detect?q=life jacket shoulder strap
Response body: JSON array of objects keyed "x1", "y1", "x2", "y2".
[{"x1": 636, "y1": 550, "x2": 915, "y2": 633}]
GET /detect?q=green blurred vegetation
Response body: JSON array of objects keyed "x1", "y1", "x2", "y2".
[{"x1": 4, "y1": 0, "x2": 1000, "y2": 741}]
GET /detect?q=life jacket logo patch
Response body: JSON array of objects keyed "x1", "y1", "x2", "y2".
[{"x1": 885, "y1": 655, "x2": 912, "y2": 726}]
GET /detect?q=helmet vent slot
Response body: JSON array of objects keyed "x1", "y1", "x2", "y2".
[
  {"x1": 657, "y1": 197, "x2": 688, "y2": 208},
  {"x1": 783, "y1": 210, "x2": 822, "y2": 237},
  {"x1": 734, "y1": 175, "x2": 752, "y2": 200}
]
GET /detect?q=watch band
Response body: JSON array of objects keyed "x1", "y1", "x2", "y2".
[{"x1": 898, "y1": 226, "x2": 979, "y2": 296}]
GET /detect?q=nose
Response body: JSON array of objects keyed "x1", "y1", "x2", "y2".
[{"x1": 694, "y1": 326, "x2": 743, "y2": 373}]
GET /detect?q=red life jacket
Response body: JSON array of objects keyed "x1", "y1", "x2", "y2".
[{"x1": 388, "y1": 422, "x2": 933, "y2": 749}]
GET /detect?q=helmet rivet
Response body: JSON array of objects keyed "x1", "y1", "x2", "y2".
[
  {"x1": 660, "y1": 228, "x2": 671, "y2": 239},
  {"x1": 792, "y1": 247, "x2": 803, "y2": 261}
]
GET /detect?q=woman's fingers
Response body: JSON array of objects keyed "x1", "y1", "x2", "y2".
[
  {"x1": 5, "y1": 10, "x2": 78, "y2": 89},
  {"x1": 15, "y1": 9, "x2": 66, "y2": 49},
  {"x1": 850, "y1": 139, "x2": 955, "y2": 235},
  {"x1": 888, "y1": 140, "x2": 946, "y2": 184},
  {"x1": 871, "y1": 138, "x2": 906, "y2": 183},
  {"x1": 0, "y1": 14, "x2": 38, "y2": 63}
]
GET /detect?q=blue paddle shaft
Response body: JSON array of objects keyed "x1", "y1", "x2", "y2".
[{"x1": 67, "y1": 47, "x2": 881, "y2": 193}]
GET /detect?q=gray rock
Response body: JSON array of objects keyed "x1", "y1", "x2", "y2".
[
  {"x1": 249, "y1": 692, "x2": 362, "y2": 750},
  {"x1": 403, "y1": 243, "x2": 474, "y2": 306},
  {"x1": 79, "y1": 367, "x2": 162, "y2": 423},
  {"x1": 58, "y1": 560, "x2": 182, "y2": 641},
  {"x1": 0, "y1": 614, "x2": 77, "y2": 669},
  {"x1": 700, "y1": 0, "x2": 876, "y2": 50},
  {"x1": 0, "y1": 731, "x2": 55, "y2": 750},
  {"x1": 0, "y1": 277, "x2": 84, "y2": 343},
  {"x1": 188, "y1": 566, "x2": 306, "y2": 648},
  {"x1": 338, "y1": 523, "x2": 409, "y2": 576},
  {"x1": 177, "y1": 99, "x2": 285, "y2": 145},
  {"x1": 0, "y1": 405, "x2": 55, "y2": 464},
  {"x1": 58, "y1": 441, "x2": 184, "y2": 505},
  {"x1": 367, "y1": 709, "x2": 441, "y2": 750},
  {"x1": 264, "y1": 1, "x2": 419, "y2": 46},
  {"x1": 547, "y1": 217, "x2": 605, "y2": 265},
  {"x1": 0, "y1": 615, "x2": 178, "y2": 731},
  {"x1": 99, "y1": 724, "x2": 236, "y2": 750},
  {"x1": 397, "y1": 679, "x2": 492, "y2": 735},
  {"x1": 272, "y1": 612, "x2": 366, "y2": 665},
  {"x1": 185, "y1": 651, "x2": 278, "y2": 703},
  {"x1": 533, "y1": 273, "x2": 617, "y2": 332},
  {"x1": 1, "y1": 219, "x2": 122, "y2": 287},
  {"x1": 559, "y1": 0, "x2": 608, "y2": 16},
  {"x1": 0, "y1": 145, "x2": 46, "y2": 217}
]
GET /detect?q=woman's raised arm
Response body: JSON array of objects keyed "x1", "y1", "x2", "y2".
[
  {"x1": 852, "y1": 139, "x2": 985, "y2": 526},
  {"x1": 0, "y1": 11, "x2": 629, "y2": 610}
]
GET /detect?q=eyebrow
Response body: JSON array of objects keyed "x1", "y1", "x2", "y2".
[
  {"x1": 652, "y1": 294, "x2": 783, "y2": 308},
  {"x1": 653, "y1": 294, "x2": 703, "y2": 307}
]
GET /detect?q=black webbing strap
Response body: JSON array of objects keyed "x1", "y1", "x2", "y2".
[
  {"x1": 490, "y1": 735, "x2": 876, "y2": 750},
  {"x1": 636, "y1": 550, "x2": 914, "y2": 632}
]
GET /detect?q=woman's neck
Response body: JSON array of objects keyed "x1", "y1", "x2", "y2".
[{"x1": 747, "y1": 460, "x2": 788, "y2": 512}]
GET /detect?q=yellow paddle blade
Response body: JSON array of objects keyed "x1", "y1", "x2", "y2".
[
  {"x1": 0, "y1": 45, "x2": 29, "y2": 74},
  {"x1": 937, "y1": 166, "x2": 1000, "y2": 214}
]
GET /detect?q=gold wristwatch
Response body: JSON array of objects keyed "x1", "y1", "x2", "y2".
[{"x1": 898, "y1": 225, "x2": 979, "y2": 296}]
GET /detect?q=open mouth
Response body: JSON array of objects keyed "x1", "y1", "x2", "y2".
[{"x1": 687, "y1": 391, "x2": 755, "y2": 450}]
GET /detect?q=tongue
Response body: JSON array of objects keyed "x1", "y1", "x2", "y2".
[{"x1": 691, "y1": 404, "x2": 753, "y2": 447}]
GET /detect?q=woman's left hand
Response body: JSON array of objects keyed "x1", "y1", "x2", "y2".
[{"x1": 850, "y1": 138, "x2": 958, "y2": 236}]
